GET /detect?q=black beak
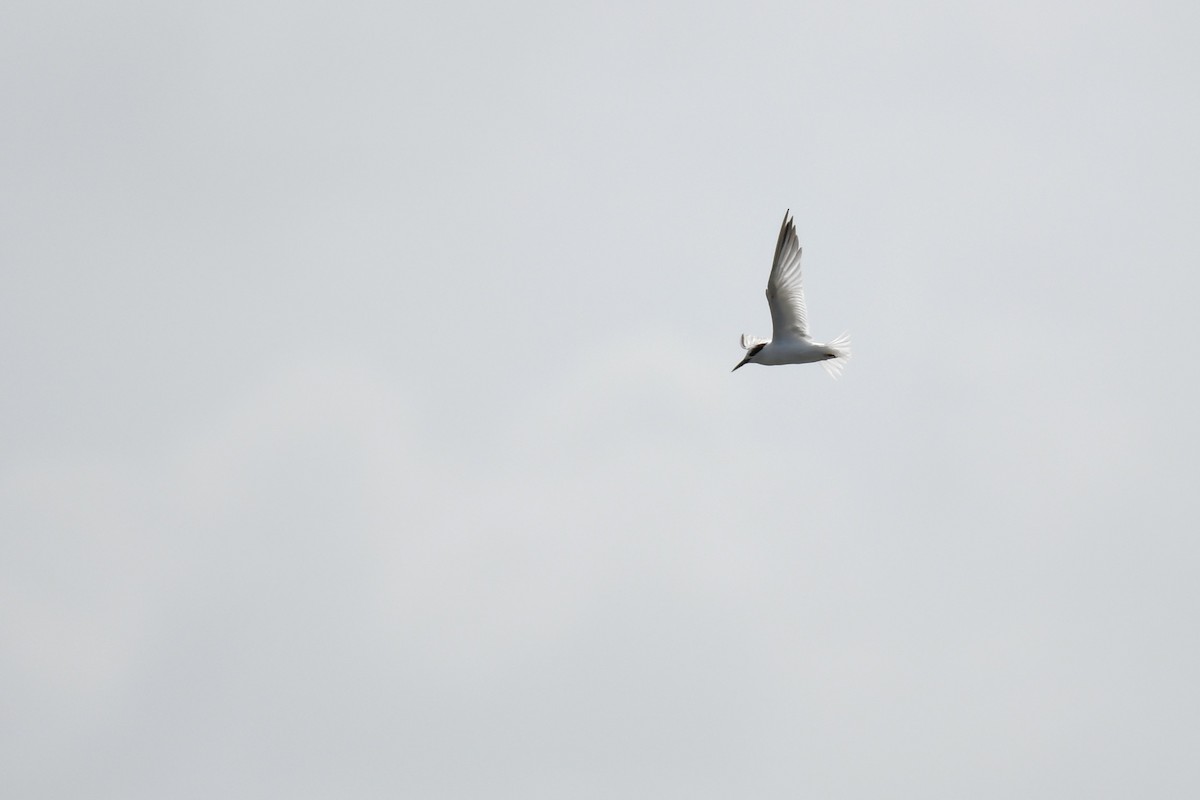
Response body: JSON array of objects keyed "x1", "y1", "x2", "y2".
[{"x1": 731, "y1": 357, "x2": 750, "y2": 372}]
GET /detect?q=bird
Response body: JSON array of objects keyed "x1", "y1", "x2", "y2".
[{"x1": 732, "y1": 210, "x2": 851, "y2": 377}]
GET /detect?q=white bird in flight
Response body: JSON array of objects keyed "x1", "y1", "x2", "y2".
[{"x1": 732, "y1": 210, "x2": 851, "y2": 377}]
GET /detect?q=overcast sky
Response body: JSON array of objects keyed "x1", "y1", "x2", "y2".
[{"x1": 4, "y1": 1, "x2": 1200, "y2": 797}]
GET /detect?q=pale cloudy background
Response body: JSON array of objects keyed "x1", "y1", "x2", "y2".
[{"x1": 4, "y1": 1, "x2": 1199, "y2": 797}]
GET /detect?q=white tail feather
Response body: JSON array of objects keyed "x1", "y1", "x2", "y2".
[{"x1": 820, "y1": 332, "x2": 852, "y2": 379}]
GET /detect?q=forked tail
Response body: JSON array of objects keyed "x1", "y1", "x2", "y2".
[{"x1": 821, "y1": 332, "x2": 852, "y2": 379}]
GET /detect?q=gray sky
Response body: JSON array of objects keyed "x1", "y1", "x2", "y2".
[{"x1": 4, "y1": 1, "x2": 1200, "y2": 797}]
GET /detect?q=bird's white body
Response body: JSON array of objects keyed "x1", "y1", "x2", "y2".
[
  {"x1": 732, "y1": 211, "x2": 850, "y2": 377},
  {"x1": 749, "y1": 336, "x2": 842, "y2": 366}
]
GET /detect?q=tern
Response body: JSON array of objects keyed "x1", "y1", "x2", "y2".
[{"x1": 732, "y1": 210, "x2": 851, "y2": 377}]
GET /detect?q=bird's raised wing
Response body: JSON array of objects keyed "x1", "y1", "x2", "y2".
[{"x1": 765, "y1": 210, "x2": 809, "y2": 341}]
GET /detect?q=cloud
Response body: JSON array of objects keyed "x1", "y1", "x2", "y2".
[
  {"x1": 1, "y1": 347, "x2": 793, "y2": 796},
  {"x1": 4, "y1": 0, "x2": 1200, "y2": 796}
]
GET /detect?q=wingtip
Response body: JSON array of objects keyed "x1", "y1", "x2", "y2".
[{"x1": 780, "y1": 209, "x2": 797, "y2": 238}]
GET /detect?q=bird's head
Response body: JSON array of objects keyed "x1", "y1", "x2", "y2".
[{"x1": 732, "y1": 342, "x2": 766, "y2": 372}]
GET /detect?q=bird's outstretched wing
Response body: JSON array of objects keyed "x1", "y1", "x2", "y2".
[{"x1": 765, "y1": 210, "x2": 809, "y2": 342}]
